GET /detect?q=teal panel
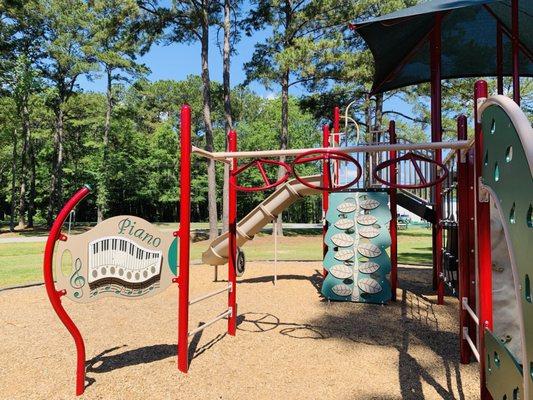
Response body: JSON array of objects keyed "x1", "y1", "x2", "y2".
[
  {"x1": 167, "y1": 237, "x2": 178, "y2": 276},
  {"x1": 322, "y1": 192, "x2": 392, "y2": 304},
  {"x1": 485, "y1": 329, "x2": 523, "y2": 400},
  {"x1": 481, "y1": 103, "x2": 533, "y2": 399}
]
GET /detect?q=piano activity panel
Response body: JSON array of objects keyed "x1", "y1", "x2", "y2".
[
  {"x1": 55, "y1": 215, "x2": 178, "y2": 302},
  {"x1": 321, "y1": 192, "x2": 392, "y2": 304}
]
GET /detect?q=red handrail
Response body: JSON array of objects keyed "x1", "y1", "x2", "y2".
[{"x1": 43, "y1": 185, "x2": 91, "y2": 396}]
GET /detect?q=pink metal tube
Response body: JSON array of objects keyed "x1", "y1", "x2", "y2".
[
  {"x1": 511, "y1": 0, "x2": 520, "y2": 104},
  {"x1": 474, "y1": 80, "x2": 492, "y2": 400},
  {"x1": 322, "y1": 124, "x2": 330, "y2": 276},
  {"x1": 228, "y1": 130, "x2": 238, "y2": 335},
  {"x1": 178, "y1": 104, "x2": 192, "y2": 373},
  {"x1": 430, "y1": 12, "x2": 444, "y2": 305},
  {"x1": 43, "y1": 185, "x2": 91, "y2": 395},
  {"x1": 389, "y1": 121, "x2": 398, "y2": 301}
]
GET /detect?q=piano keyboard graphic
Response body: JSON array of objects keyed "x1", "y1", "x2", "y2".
[{"x1": 88, "y1": 236, "x2": 163, "y2": 291}]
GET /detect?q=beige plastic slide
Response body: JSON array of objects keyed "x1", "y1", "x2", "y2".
[{"x1": 202, "y1": 175, "x2": 322, "y2": 266}]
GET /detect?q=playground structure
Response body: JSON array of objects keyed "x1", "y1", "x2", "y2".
[{"x1": 43, "y1": 79, "x2": 532, "y2": 399}]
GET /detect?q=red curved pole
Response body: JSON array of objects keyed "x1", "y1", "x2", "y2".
[{"x1": 43, "y1": 185, "x2": 91, "y2": 396}]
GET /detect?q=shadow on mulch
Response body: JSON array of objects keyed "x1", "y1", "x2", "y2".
[
  {"x1": 237, "y1": 266, "x2": 467, "y2": 400},
  {"x1": 84, "y1": 321, "x2": 227, "y2": 390}
]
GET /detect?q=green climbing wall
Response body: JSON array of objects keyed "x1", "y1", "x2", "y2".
[
  {"x1": 321, "y1": 191, "x2": 391, "y2": 304},
  {"x1": 480, "y1": 98, "x2": 533, "y2": 400}
]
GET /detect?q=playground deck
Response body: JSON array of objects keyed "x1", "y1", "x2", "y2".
[{"x1": 1, "y1": 261, "x2": 479, "y2": 399}]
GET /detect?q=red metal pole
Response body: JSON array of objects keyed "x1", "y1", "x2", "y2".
[
  {"x1": 511, "y1": 0, "x2": 520, "y2": 104},
  {"x1": 496, "y1": 22, "x2": 504, "y2": 95},
  {"x1": 389, "y1": 121, "x2": 398, "y2": 302},
  {"x1": 456, "y1": 115, "x2": 472, "y2": 364},
  {"x1": 333, "y1": 106, "x2": 340, "y2": 186},
  {"x1": 322, "y1": 124, "x2": 330, "y2": 277},
  {"x1": 43, "y1": 185, "x2": 91, "y2": 396},
  {"x1": 178, "y1": 104, "x2": 192, "y2": 373},
  {"x1": 431, "y1": 12, "x2": 444, "y2": 305},
  {"x1": 228, "y1": 130, "x2": 237, "y2": 335},
  {"x1": 474, "y1": 80, "x2": 493, "y2": 400}
]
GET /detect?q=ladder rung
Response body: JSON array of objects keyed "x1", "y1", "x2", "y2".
[
  {"x1": 463, "y1": 327, "x2": 480, "y2": 362},
  {"x1": 462, "y1": 297, "x2": 479, "y2": 325},
  {"x1": 188, "y1": 309, "x2": 232, "y2": 337},
  {"x1": 189, "y1": 284, "x2": 231, "y2": 306}
]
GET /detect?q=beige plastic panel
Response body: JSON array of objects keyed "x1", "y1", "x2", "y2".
[{"x1": 55, "y1": 216, "x2": 177, "y2": 302}]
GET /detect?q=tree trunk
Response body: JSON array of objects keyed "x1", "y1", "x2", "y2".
[
  {"x1": 47, "y1": 105, "x2": 65, "y2": 227},
  {"x1": 17, "y1": 95, "x2": 30, "y2": 229},
  {"x1": 97, "y1": 68, "x2": 112, "y2": 223},
  {"x1": 28, "y1": 138, "x2": 36, "y2": 228},
  {"x1": 221, "y1": 0, "x2": 233, "y2": 234},
  {"x1": 10, "y1": 130, "x2": 17, "y2": 232},
  {"x1": 373, "y1": 93, "x2": 383, "y2": 167},
  {"x1": 274, "y1": 69, "x2": 290, "y2": 237},
  {"x1": 200, "y1": 6, "x2": 218, "y2": 240}
]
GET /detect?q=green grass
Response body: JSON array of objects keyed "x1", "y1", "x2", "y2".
[
  {"x1": 0, "y1": 226, "x2": 432, "y2": 289},
  {"x1": 397, "y1": 227, "x2": 433, "y2": 265},
  {"x1": 0, "y1": 242, "x2": 47, "y2": 287}
]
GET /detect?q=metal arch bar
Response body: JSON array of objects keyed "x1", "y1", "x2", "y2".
[
  {"x1": 189, "y1": 284, "x2": 232, "y2": 306},
  {"x1": 195, "y1": 140, "x2": 471, "y2": 161},
  {"x1": 188, "y1": 309, "x2": 232, "y2": 337},
  {"x1": 43, "y1": 185, "x2": 91, "y2": 396}
]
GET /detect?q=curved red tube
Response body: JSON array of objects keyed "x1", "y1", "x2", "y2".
[{"x1": 43, "y1": 185, "x2": 91, "y2": 396}]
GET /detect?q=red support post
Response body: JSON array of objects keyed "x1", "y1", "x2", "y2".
[
  {"x1": 44, "y1": 186, "x2": 91, "y2": 396},
  {"x1": 322, "y1": 124, "x2": 330, "y2": 276},
  {"x1": 228, "y1": 130, "x2": 238, "y2": 335},
  {"x1": 474, "y1": 80, "x2": 493, "y2": 400},
  {"x1": 389, "y1": 121, "x2": 398, "y2": 302},
  {"x1": 333, "y1": 106, "x2": 340, "y2": 186},
  {"x1": 178, "y1": 104, "x2": 192, "y2": 373},
  {"x1": 456, "y1": 115, "x2": 473, "y2": 364},
  {"x1": 496, "y1": 22, "x2": 504, "y2": 95},
  {"x1": 430, "y1": 12, "x2": 444, "y2": 305},
  {"x1": 511, "y1": 0, "x2": 520, "y2": 105}
]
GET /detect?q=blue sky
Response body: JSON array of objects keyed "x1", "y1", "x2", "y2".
[{"x1": 79, "y1": 26, "x2": 413, "y2": 118}]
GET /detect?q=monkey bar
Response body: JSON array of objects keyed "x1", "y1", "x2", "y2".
[{"x1": 192, "y1": 140, "x2": 471, "y2": 161}]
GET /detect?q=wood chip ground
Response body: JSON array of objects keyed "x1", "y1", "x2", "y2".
[{"x1": 0, "y1": 262, "x2": 479, "y2": 399}]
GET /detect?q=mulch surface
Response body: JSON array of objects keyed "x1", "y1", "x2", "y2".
[{"x1": 0, "y1": 262, "x2": 479, "y2": 399}]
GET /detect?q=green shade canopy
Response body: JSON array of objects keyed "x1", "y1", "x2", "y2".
[{"x1": 354, "y1": 0, "x2": 533, "y2": 94}]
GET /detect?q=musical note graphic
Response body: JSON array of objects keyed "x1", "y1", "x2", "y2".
[{"x1": 70, "y1": 258, "x2": 86, "y2": 298}]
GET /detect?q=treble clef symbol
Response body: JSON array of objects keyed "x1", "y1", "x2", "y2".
[{"x1": 70, "y1": 258, "x2": 86, "y2": 298}]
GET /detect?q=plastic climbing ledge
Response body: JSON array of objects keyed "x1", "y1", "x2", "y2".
[
  {"x1": 480, "y1": 96, "x2": 533, "y2": 400},
  {"x1": 322, "y1": 191, "x2": 392, "y2": 304}
]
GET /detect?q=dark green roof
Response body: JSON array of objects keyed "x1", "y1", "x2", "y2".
[{"x1": 354, "y1": 0, "x2": 533, "y2": 93}]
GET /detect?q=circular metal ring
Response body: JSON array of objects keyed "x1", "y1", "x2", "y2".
[
  {"x1": 291, "y1": 149, "x2": 362, "y2": 191},
  {"x1": 373, "y1": 152, "x2": 449, "y2": 189},
  {"x1": 232, "y1": 159, "x2": 292, "y2": 192}
]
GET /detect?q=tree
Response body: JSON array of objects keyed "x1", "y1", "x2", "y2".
[
  {"x1": 38, "y1": 0, "x2": 98, "y2": 226},
  {"x1": 0, "y1": 1, "x2": 44, "y2": 228},
  {"x1": 244, "y1": 0, "x2": 358, "y2": 235},
  {"x1": 90, "y1": 0, "x2": 147, "y2": 222},
  {"x1": 138, "y1": 0, "x2": 222, "y2": 239}
]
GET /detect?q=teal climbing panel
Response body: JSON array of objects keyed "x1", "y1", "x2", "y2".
[{"x1": 322, "y1": 191, "x2": 391, "y2": 304}]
